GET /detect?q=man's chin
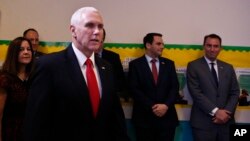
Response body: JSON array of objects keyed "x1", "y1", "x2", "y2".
[{"x1": 90, "y1": 46, "x2": 100, "y2": 51}]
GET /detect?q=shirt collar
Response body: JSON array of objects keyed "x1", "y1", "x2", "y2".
[
  {"x1": 145, "y1": 54, "x2": 158, "y2": 63},
  {"x1": 204, "y1": 56, "x2": 217, "y2": 65},
  {"x1": 72, "y1": 43, "x2": 95, "y2": 67}
]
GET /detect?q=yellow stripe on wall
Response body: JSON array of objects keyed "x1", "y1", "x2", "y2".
[{"x1": 1, "y1": 45, "x2": 250, "y2": 68}]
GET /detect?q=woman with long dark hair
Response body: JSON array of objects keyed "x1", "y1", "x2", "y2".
[{"x1": 0, "y1": 37, "x2": 34, "y2": 141}]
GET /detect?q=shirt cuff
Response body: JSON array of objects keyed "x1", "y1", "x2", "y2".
[{"x1": 210, "y1": 107, "x2": 219, "y2": 116}]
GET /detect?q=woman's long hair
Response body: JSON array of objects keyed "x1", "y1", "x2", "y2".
[{"x1": 1, "y1": 37, "x2": 34, "y2": 76}]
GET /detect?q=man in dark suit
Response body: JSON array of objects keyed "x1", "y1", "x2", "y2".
[
  {"x1": 128, "y1": 33, "x2": 179, "y2": 141},
  {"x1": 95, "y1": 29, "x2": 128, "y2": 100},
  {"x1": 24, "y1": 7, "x2": 129, "y2": 141},
  {"x1": 23, "y1": 28, "x2": 45, "y2": 59},
  {"x1": 187, "y1": 34, "x2": 240, "y2": 141}
]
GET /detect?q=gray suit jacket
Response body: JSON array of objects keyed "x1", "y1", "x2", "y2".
[{"x1": 187, "y1": 57, "x2": 240, "y2": 129}]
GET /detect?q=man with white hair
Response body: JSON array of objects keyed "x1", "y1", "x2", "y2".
[{"x1": 24, "y1": 7, "x2": 130, "y2": 141}]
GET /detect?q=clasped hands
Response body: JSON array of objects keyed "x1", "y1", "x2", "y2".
[
  {"x1": 212, "y1": 109, "x2": 231, "y2": 124},
  {"x1": 152, "y1": 104, "x2": 168, "y2": 117}
]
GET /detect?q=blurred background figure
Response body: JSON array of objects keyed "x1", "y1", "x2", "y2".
[
  {"x1": 23, "y1": 28, "x2": 45, "y2": 59},
  {"x1": 238, "y1": 89, "x2": 250, "y2": 106},
  {"x1": 95, "y1": 29, "x2": 129, "y2": 101}
]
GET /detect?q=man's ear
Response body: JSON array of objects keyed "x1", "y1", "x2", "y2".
[
  {"x1": 70, "y1": 26, "x2": 76, "y2": 38},
  {"x1": 146, "y1": 43, "x2": 151, "y2": 49}
]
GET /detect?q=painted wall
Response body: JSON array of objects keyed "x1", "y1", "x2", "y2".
[{"x1": 0, "y1": 0, "x2": 250, "y2": 46}]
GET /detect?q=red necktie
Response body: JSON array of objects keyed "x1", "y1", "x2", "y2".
[
  {"x1": 85, "y1": 58, "x2": 100, "y2": 118},
  {"x1": 151, "y1": 59, "x2": 158, "y2": 84}
]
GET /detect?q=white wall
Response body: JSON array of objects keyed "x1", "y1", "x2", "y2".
[{"x1": 0, "y1": 0, "x2": 250, "y2": 46}]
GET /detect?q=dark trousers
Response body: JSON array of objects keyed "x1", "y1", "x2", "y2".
[
  {"x1": 135, "y1": 126, "x2": 176, "y2": 141},
  {"x1": 192, "y1": 126, "x2": 230, "y2": 141}
]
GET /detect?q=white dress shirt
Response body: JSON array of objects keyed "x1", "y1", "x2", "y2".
[{"x1": 72, "y1": 43, "x2": 102, "y2": 97}]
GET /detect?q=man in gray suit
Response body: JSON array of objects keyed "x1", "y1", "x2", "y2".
[{"x1": 187, "y1": 34, "x2": 240, "y2": 141}]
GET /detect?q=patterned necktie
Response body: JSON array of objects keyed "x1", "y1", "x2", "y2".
[
  {"x1": 85, "y1": 58, "x2": 100, "y2": 118},
  {"x1": 151, "y1": 59, "x2": 158, "y2": 84},
  {"x1": 210, "y1": 62, "x2": 218, "y2": 87}
]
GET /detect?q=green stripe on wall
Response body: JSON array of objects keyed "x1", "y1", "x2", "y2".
[
  {"x1": 1, "y1": 40, "x2": 250, "y2": 51},
  {"x1": 40, "y1": 41, "x2": 70, "y2": 47},
  {"x1": 0, "y1": 40, "x2": 70, "y2": 47},
  {"x1": 0, "y1": 40, "x2": 10, "y2": 44}
]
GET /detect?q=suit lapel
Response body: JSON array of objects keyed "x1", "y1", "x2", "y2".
[
  {"x1": 95, "y1": 57, "x2": 107, "y2": 95},
  {"x1": 217, "y1": 61, "x2": 225, "y2": 88},
  {"x1": 158, "y1": 58, "x2": 167, "y2": 85},
  {"x1": 64, "y1": 46, "x2": 90, "y2": 101},
  {"x1": 96, "y1": 57, "x2": 124, "y2": 119},
  {"x1": 94, "y1": 57, "x2": 111, "y2": 116},
  {"x1": 141, "y1": 56, "x2": 156, "y2": 85}
]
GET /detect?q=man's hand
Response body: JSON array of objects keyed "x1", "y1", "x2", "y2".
[
  {"x1": 152, "y1": 104, "x2": 168, "y2": 117},
  {"x1": 212, "y1": 109, "x2": 231, "y2": 124}
]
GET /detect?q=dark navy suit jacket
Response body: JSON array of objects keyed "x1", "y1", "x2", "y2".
[
  {"x1": 24, "y1": 44, "x2": 129, "y2": 141},
  {"x1": 128, "y1": 55, "x2": 179, "y2": 128}
]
